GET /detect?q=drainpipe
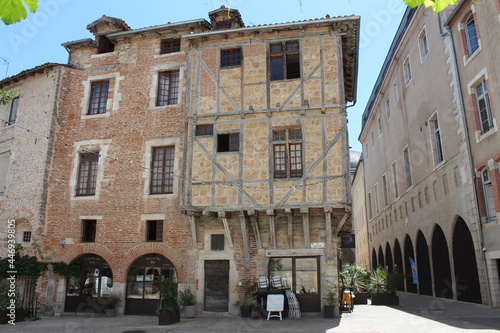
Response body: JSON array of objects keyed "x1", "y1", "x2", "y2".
[{"x1": 439, "y1": 12, "x2": 492, "y2": 306}]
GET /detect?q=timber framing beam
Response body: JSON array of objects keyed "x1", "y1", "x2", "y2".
[
  {"x1": 301, "y1": 208, "x2": 310, "y2": 248},
  {"x1": 267, "y1": 209, "x2": 277, "y2": 249},
  {"x1": 218, "y1": 211, "x2": 234, "y2": 248},
  {"x1": 334, "y1": 212, "x2": 350, "y2": 236},
  {"x1": 239, "y1": 212, "x2": 250, "y2": 269}
]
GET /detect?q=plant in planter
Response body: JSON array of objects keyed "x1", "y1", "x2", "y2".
[
  {"x1": 367, "y1": 268, "x2": 400, "y2": 305},
  {"x1": 179, "y1": 288, "x2": 196, "y2": 318},
  {"x1": 234, "y1": 279, "x2": 256, "y2": 317},
  {"x1": 340, "y1": 264, "x2": 368, "y2": 304},
  {"x1": 157, "y1": 278, "x2": 180, "y2": 325},
  {"x1": 323, "y1": 286, "x2": 340, "y2": 318},
  {"x1": 102, "y1": 294, "x2": 121, "y2": 317}
]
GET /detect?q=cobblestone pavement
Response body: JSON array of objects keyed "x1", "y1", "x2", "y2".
[{"x1": 3, "y1": 292, "x2": 500, "y2": 333}]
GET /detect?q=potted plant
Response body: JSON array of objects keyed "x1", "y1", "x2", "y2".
[
  {"x1": 157, "y1": 278, "x2": 180, "y2": 325},
  {"x1": 179, "y1": 288, "x2": 196, "y2": 318},
  {"x1": 102, "y1": 294, "x2": 121, "y2": 317},
  {"x1": 340, "y1": 264, "x2": 368, "y2": 304},
  {"x1": 323, "y1": 287, "x2": 339, "y2": 318},
  {"x1": 234, "y1": 279, "x2": 256, "y2": 317},
  {"x1": 367, "y1": 268, "x2": 400, "y2": 305}
]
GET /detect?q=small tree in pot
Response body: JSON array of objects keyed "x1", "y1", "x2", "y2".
[
  {"x1": 179, "y1": 288, "x2": 196, "y2": 318},
  {"x1": 234, "y1": 279, "x2": 256, "y2": 317},
  {"x1": 323, "y1": 287, "x2": 339, "y2": 318},
  {"x1": 157, "y1": 278, "x2": 180, "y2": 325}
]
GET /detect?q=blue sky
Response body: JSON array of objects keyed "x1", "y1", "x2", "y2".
[{"x1": 0, "y1": 0, "x2": 407, "y2": 151}]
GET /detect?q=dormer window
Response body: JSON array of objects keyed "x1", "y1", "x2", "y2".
[
  {"x1": 98, "y1": 35, "x2": 114, "y2": 54},
  {"x1": 216, "y1": 21, "x2": 232, "y2": 30}
]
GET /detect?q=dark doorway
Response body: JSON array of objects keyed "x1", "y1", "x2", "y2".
[
  {"x1": 453, "y1": 218, "x2": 482, "y2": 304},
  {"x1": 432, "y1": 225, "x2": 453, "y2": 299},
  {"x1": 204, "y1": 260, "x2": 229, "y2": 312},
  {"x1": 404, "y1": 235, "x2": 417, "y2": 293},
  {"x1": 394, "y1": 240, "x2": 404, "y2": 291},
  {"x1": 372, "y1": 248, "x2": 378, "y2": 270},
  {"x1": 378, "y1": 246, "x2": 385, "y2": 269},
  {"x1": 125, "y1": 254, "x2": 177, "y2": 315},
  {"x1": 64, "y1": 254, "x2": 113, "y2": 313},
  {"x1": 385, "y1": 243, "x2": 394, "y2": 273},
  {"x1": 416, "y1": 231, "x2": 432, "y2": 296}
]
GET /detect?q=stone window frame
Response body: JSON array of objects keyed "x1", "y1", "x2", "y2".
[
  {"x1": 272, "y1": 127, "x2": 303, "y2": 179},
  {"x1": 71, "y1": 140, "x2": 110, "y2": 200},
  {"x1": 467, "y1": 69, "x2": 497, "y2": 143},
  {"x1": 150, "y1": 65, "x2": 183, "y2": 109},
  {"x1": 403, "y1": 145, "x2": 413, "y2": 190},
  {"x1": 392, "y1": 160, "x2": 399, "y2": 200},
  {"x1": 81, "y1": 219, "x2": 97, "y2": 243},
  {"x1": 146, "y1": 220, "x2": 164, "y2": 242},
  {"x1": 143, "y1": 137, "x2": 180, "y2": 198},
  {"x1": 0, "y1": 149, "x2": 10, "y2": 196},
  {"x1": 478, "y1": 166, "x2": 498, "y2": 223},
  {"x1": 160, "y1": 38, "x2": 181, "y2": 54},
  {"x1": 382, "y1": 173, "x2": 389, "y2": 208},
  {"x1": 81, "y1": 73, "x2": 122, "y2": 119},
  {"x1": 417, "y1": 26, "x2": 429, "y2": 63},
  {"x1": 75, "y1": 151, "x2": 99, "y2": 196},
  {"x1": 220, "y1": 47, "x2": 242, "y2": 68},
  {"x1": 269, "y1": 40, "x2": 301, "y2": 81},
  {"x1": 217, "y1": 132, "x2": 240, "y2": 153},
  {"x1": 156, "y1": 70, "x2": 180, "y2": 106},
  {"x1": 150, "y1": 146, "x2": 175, "y2": 195},
  {"x1": 428, "y1": 111, "x2": 445, "y2": 167},
  {"x1": 210, "y1": 234, "x2": 225, "y2": 251},
  {"x1": 7, "y1": 96, "x2": 19, "y2": 126},
  {"x1": 402, "y1": 55, "x2": 412, "y2": 87},
  {"x1": 458, "y1": 7, "x2": 482, "y2": 66}
]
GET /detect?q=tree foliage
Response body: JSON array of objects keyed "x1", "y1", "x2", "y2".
[
  {"x1": 404, "y1": 0, "x2": 457, "y2": 14},
  {"x1": 0, "y1": 0, "x2": 38, "y2": 25},
  {"x1": 0, "y1": 89, "x2": 18, "y2": 105}
]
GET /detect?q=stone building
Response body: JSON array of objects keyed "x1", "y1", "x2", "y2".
[
  {"x1": 351, "y1": 154, "x2": 369, "y2": 268},
  {"x1": 41, "y1": 15, "x2": 210, "y2": 316},
  {"x1": 181, "y1": 7, "x2": 359, "y2": 314},
  {"x1": 35, "y1": 7, "x2": 360, "y2": 316},
  {"x1": 0, "y1": 63, "x2": 71, "y2": 260},
  {"x1": 358, "y1": 5, "x2": 488, "y2": 304},
  {"x1": 446, "y1": 0, "x2": 500, "y2": 306}
]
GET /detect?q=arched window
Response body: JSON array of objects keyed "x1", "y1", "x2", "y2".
[{"x1": 465, "y1": 14, "x2": 479, "y2": 56}]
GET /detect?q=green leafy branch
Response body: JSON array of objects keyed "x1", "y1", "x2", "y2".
[
  {"x1": 404, "y1": 0, "x2": 457, "y2": 14},
  {"x1": 0, "y1": 89, "x2": 18, "y2": 105},
  {"x1": 0, "y1": 0, "x2": 38, "y2": 25}
]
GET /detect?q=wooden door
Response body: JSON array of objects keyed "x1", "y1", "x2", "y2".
[{"x1": 204, "y1": 260, "x2": 229, "y2": 312}]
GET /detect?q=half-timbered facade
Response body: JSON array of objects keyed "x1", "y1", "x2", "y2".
[{"x1": 182, "y1": 7, "x2": 359, "y2": 313}]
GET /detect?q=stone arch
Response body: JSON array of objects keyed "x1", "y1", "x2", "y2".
[
  {"x1": 394, "y1": 239, "x2": 404, "y2": 291},
  {"x1": 378, "y1": 245, "x2": 385, "y2": 268},
  {"x1": 416, "y1": 230, "x2": 432, "y2": 296},
  {"x1": 432, "y1": 224, "x2": 453, "y2": 299},
  {"x1": 385, "y1": 242, "x2": 394, "y2": 273},
  {"x1": 404, "y1": 234, "x2": 417, "y2": 293},
  {"x1": 60, "y1": 244, "x2": 119, "y2": 275},
  {"x1": 453, "y1": 217, "x2": 482, "y2": 303},
  {"x1": 371, "y1": 248, "x2": 378, "y2": 270},
  {"x1": 119, "y1": 243, "x2": 187, "y2": 283}
]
